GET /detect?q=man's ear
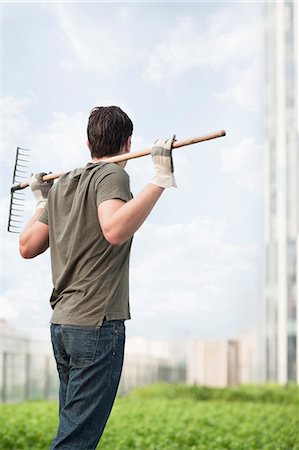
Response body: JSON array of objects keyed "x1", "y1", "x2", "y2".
[{"x1": 124, "y1": 136, "x2": 132, "y2": 153}]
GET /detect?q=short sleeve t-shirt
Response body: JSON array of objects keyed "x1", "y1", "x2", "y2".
[{"x1": 39, "y1": 162, "x2": 133, "y2": 327}]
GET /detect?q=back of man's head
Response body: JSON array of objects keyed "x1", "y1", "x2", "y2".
[{"x1": 87, "y1": 106, "x2": 133, "y2": 158}]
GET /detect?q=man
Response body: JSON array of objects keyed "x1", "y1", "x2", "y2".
[{"x1": 19, "y1": 106, "x2": 177, "y2": 449}]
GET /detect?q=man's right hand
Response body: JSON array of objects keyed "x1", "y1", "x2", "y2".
[
  {"x1": 151, "y1": 136, "x2": 177, "y2": 188},
  {"x1": 29, "y1": 173, "x2": 53, "y2": 209}
]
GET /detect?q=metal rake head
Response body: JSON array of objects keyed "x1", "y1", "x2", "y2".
[{"x1": 7, "y1": 147, "x2": 30, "y2": 233}]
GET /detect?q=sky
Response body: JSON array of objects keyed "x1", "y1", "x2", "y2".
[{"x1": 1, "y1": 1, "x2": 265, "y2": 342}]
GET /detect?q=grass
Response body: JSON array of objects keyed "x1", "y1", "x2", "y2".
[{"x1": 0, "y1": 384, "x2": 298, "y2": 449}]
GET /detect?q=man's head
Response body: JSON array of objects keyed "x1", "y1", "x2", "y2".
[{"x1": 87, "y1": 106, "x2": 133, "y2": 159}]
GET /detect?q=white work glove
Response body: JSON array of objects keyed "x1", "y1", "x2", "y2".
[
  {"x1": 29, "y1": 172, "x2": 53, "y2": 209},
  {"x1": 151, "y1": 135, "x2": 177, "y2": 188}
]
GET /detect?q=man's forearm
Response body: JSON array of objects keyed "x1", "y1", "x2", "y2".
[
  {"x1": 19, "y1": 208, "x2": 49, "y2": 258},
  {"x1": 99, "y1": 183, "x2": 164, "y2": 245}
]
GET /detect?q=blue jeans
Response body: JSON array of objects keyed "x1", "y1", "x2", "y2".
[{"x1": 50, "y1": 319, "x2": 125, "y2": 449}]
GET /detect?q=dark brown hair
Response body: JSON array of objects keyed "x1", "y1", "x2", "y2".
[{"x1": 87, "y1": 106, "x2": 133, "y2": 158}]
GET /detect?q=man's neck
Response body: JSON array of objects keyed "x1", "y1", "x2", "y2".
[{"x1": 91, "y1": 153, "x2": 127, "y2": 168}]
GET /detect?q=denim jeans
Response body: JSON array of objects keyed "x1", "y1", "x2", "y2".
[{"x1": 50, "y1": 319, "x2": 125, "y2": 450}]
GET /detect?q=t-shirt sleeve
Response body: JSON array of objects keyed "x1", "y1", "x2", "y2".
[
  {"x1": 95, "y1": 165, "x2": 132, "y2": 206},
  {"x1": 38, "y1": 203, "x2": 49, "y2": 225}
]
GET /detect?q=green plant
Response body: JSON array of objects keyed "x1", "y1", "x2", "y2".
[{"x1": 0, "y1": 384, "x2": 298, "y2": 450}]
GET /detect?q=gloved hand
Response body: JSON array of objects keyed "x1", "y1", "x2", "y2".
[
  {"x1": 29, "y1": 172, "x2": 54, "y2": 209},
  {"x1": 151, "y1": 135, "x2": 177, "y2": 188}
]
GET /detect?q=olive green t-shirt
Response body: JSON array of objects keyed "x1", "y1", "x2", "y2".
[{"x1": 39, "y1": 162, "x2": 133, "y2": 327}]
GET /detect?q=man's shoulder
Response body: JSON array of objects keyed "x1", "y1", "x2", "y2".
[
  {"x1": 52, "y1": 163, "x2": 129, "y2": 195},
  {"x1": 55, "y1": 167, "x2": 85, "y2": 184},
  {"x1": 89, "y1": 162, "x2": 129, "y2": 182}
]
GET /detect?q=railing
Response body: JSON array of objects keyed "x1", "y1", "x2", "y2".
[{"x1": 0, "y1": 335, "x2": 186, "y2": 403}]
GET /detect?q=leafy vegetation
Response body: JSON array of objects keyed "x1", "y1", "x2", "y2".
[
  {"x1": 0, "y1": 384, "x2": 298, "y2": 449},
  {"x1": 130, "y1": 382, "x2": 299, "y2": 404}
]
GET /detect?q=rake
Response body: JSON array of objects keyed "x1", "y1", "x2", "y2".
[
  {"x1": 7, "y1": 130, "x2": 226, "y2": 232},
  {"x1": 7, "y1": 147, "x2": 31, "y2": 233}
]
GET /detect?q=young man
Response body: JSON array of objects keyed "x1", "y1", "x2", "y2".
[{"x1": 19, "y1": 106, "x2": 177, "y2": 449}]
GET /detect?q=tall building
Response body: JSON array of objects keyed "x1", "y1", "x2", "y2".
[{"x1": 263, "y1": 1, "x2": 299, "y2": 383}]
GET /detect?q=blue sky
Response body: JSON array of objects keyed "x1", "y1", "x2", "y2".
[{"x1": 1, "y1": 1, "x2": 265, "y2": 341}]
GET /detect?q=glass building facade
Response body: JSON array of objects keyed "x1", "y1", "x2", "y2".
[{"x1": 263, "y1": 1, "x2": 298, "y2": 383}]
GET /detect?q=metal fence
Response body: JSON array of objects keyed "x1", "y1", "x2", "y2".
[
  {"x1": 1, "y1": 336, "x2": 58, "y2": 403},
  {"x1": 119, "y1": 354, "x2": 186, "y2": 395},
  {"x1": 0, "y1": 334, "x2": 186, "y2": 403}
]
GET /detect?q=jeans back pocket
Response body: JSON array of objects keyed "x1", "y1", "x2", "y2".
[{"x1": 62, "y1": 326, "x2": 100, "y2": 368}]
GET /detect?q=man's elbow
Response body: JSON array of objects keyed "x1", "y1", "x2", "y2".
[
  {"x1": 19, "y1": 237, "x2": 41, "y2": 259},
  {"x1": 104, "y1": 234, "x2": 124, "y2": 246},
  {"x1": 18, "y1": 223, "x2": 49, "y2": 258},
  {"x1": 19, "y1": 236, "x2": 31, "y2": 258},
  {"x1": 103, "y1": 229, "x2": 128, "y2": 246},
  {"x1": 19, "y1": 244, "x2": 35, "y2": 259}
]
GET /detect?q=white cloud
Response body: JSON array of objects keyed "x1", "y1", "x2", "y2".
[
  {"x1": 220, "y1": 137, "x2": 263, "y2": 194},
  {"x1": 130, "y1": 218, "x2": 262, "y2": 325},
  {"x1": 2, "y1": 96, "x2": 32, "y2": 166},
  {"x1": 28, "y1": 111, "x2": 88, "y2": 173},
  {"x1": 1, "y1": 96, "x2": 88, "y2": 175},
  {"x1": 217, "y1": 59, "x2": 263, "y2": 113},
  {"x1": 47, "y1": 3, "x2": 133, "y2": 76},
  {"x1": 143, "y1": 6, "x2": 263, "y2": 112}
]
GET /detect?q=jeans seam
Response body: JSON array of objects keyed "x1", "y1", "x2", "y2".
[{"x1": 91, "y1": 328, "x2": 101, "y2": 366}]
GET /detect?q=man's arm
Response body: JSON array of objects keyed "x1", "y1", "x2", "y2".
[
  {"x1": 19, "y1": 209, "x2": 49, "y2": 258},
  {"x1": 98, "y1": 136, "x2": 176, "y2": 246},
  {"x1": 19, "y1": 173, "x2": 53, "y2": 259},
  {"x1": 98, "y1": 183, "x2": 163, "y2": 245}
]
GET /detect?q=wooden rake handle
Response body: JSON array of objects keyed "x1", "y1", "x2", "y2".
[{"x1": 12, "y1": 130, "x2": 226, "y2": 191}]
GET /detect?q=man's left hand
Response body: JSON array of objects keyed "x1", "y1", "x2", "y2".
[{"x1": 29, "y1": 172, "x2": 53, "y2": 209}]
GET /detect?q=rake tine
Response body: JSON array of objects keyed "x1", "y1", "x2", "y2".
[
  {"x1": 13, "y1": 195, "x2": 25, "y2": 201},
  {"x1": 15, "y1": 165, "x2": 29, "y2": 170},
  {"x1": 12, "y1": 191, "x2": 25, "y2": 197},
  {"x1": 16, "y1": 163, "x2": 29, "y2": 168},
  {"x1": 8, "y1": 223, "x2": 22, "y2": 229},
  {"x1": 18, "y1": 150, "x2": 30, "y2": 153},
  {"x1": 15, "y1": 171, "x2": 28, "y2": 177},
  {"x1": 10, "y1": 219, "x2": 23, "y2": 224},
  {"x1": 10, "y1": 208, "x2": 24, "y2": 213},
  {"x1": 12, "y1": 193, "x2": 25, "y2": 198},
  {"x1": 12, "y1": 202, "x2": 25, "y2": 208},
  {"x1": 14, "y1": 176, "x2": 27, "y2": 182}
]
